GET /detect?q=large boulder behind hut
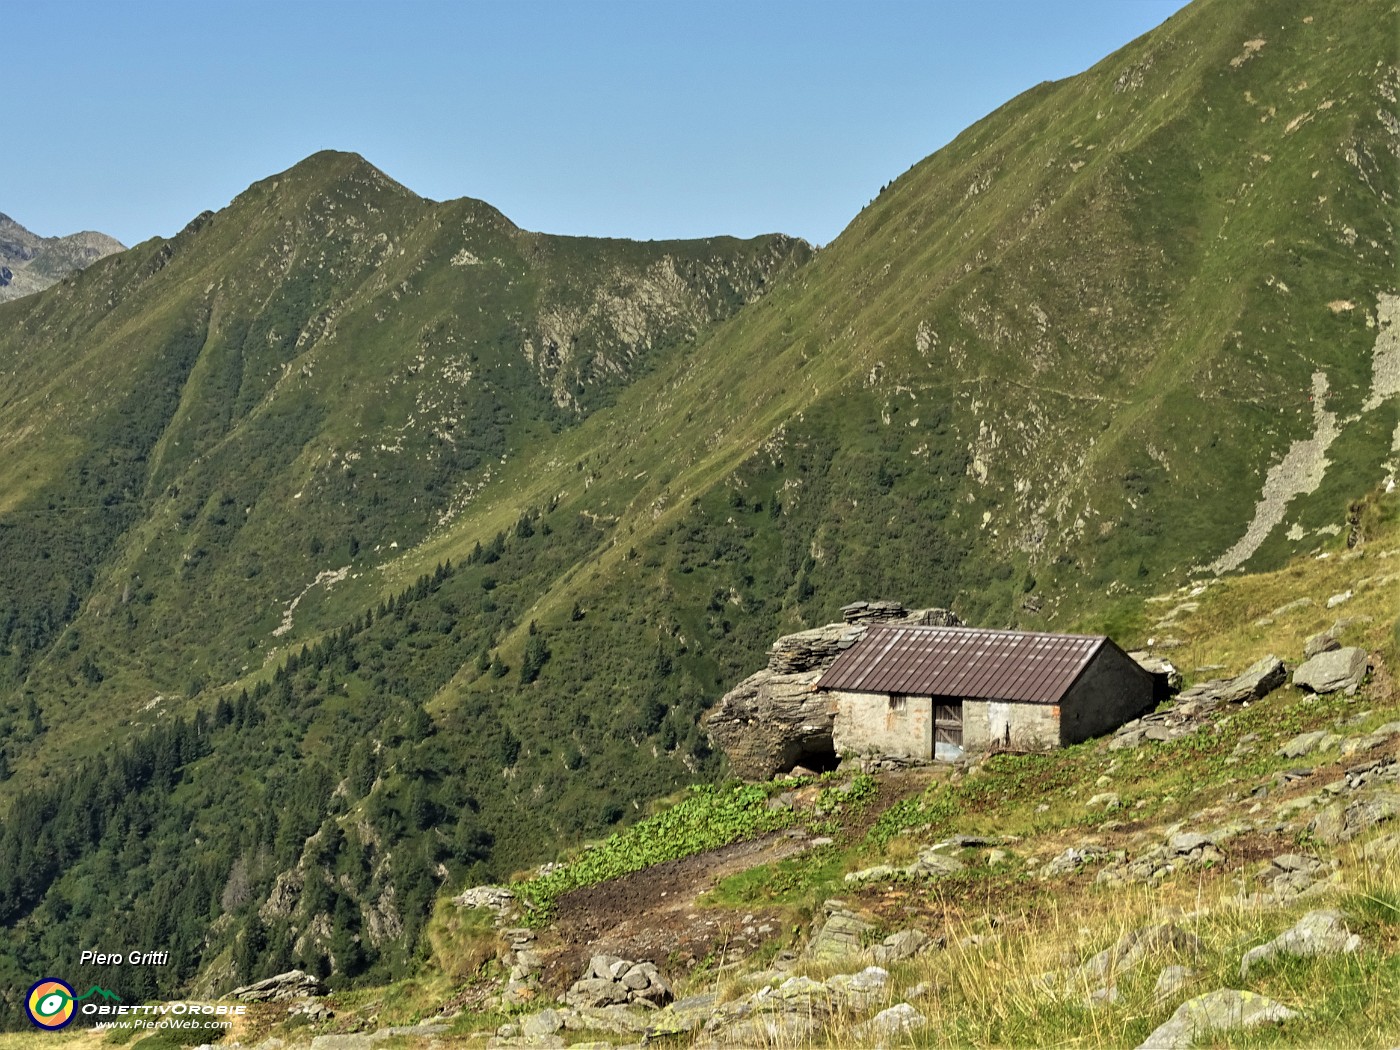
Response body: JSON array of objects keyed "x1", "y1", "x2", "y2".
[{"x1": 703, "y1": 602, "x2": 961, "y2": 779}]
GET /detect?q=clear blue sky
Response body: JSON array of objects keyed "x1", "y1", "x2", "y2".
[{"x1": 10, "y1": 0, "x2": 1191, "y2": 248}]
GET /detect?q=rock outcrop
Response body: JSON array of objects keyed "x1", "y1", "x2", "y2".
[
  {"x1": 229, "y1": 969, "x2": 327, "y2": 1002},
  {"x1": 1135, "y1": 990, "x2": 1297, "y2": 1049},
  {"x1": 703, "y1": 602, "x2": 961, "y2": 779},
  {"x1": 1239, "y1": 910, "x2": 1361, "y2": 978}
]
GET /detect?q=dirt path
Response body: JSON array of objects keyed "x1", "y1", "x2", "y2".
[{"x1": 541, "y1": 769, "x2": 940, "y2": 986}]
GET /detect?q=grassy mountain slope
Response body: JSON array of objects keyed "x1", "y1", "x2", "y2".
[{"x1": 0, "y1": 0, "x2": 1396, "y2": 1016}]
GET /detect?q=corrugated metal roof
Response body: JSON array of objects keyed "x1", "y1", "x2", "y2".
[{"x1": 816, "y1": 625, "x2": 1107, "y2": 704}]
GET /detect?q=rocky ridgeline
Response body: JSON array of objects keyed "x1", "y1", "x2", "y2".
[{"x1": 703, "y1": 601, "x2": 962, "y2": 779}]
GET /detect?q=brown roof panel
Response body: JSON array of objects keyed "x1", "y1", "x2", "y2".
[{"x1": 816, "y1": 625, "x2": 1106, "y2": 704}]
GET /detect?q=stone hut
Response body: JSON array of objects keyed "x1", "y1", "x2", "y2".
[
  {"x1": 701, "y1": 602, "x2": 962, "y2": 779},
  {"x1": 817, "y1": 625, "x2": 1155, "y2": 761}
]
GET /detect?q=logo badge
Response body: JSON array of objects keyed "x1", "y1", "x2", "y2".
[{"x1": 25, "y1": 978, "x2": 77, "y2": 1029}]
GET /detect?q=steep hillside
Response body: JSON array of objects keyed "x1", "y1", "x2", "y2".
[
  {"x1": 0, "y1": 0, "x2": 1396, "y2": 1016},
  {"x1": 0, "y1": 212, "x2": 123, "y2": 302}
]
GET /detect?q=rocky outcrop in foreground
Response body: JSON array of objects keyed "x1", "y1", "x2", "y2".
[{"x1": 702, "y1": 602, "x2": 960, "y2": 779}]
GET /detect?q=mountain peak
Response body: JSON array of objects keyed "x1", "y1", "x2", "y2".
[{"x1": 0, "y1": 211, "x2": 124, "y2": 303}]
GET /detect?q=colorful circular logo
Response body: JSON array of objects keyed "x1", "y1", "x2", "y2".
[{"x1": 25, "y1": 978, "x2": 76, "y2": 1029}]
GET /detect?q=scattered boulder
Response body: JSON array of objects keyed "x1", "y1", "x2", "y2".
[
  {"x1": 872, "y1": 928, "x2": 938, "y2": 965},
  {"x1": 1303, "y1": 631, "x2": 1340, "y2": 658},
  {"x1": 1136, "y1": 990, "x2": 1296, "y2": 1049},
  {"x1": 1276, "y1": 730, "x2": 1340, "y2": 759},
  {"x1": 230, "y1": 969, "x2": 327, "y2": 1002},
  {"x1": 1250, "y1": 853, "x2": 1331, "y2": 901},
  {"x1": 1216, "y1": 655, "x2": 1287, "y2": 703},
  {"x1": 825, "y1": 966, "x2": 890, "y2": 1010},
  {"x1": 1039, "y1": 845, "x2": 1108, "y2": 879},
  {"x1": 1080, "y1": 923, "x2": 1200, "y2": 986},
  {"x1": 564, "y1": 957, "x2": 671, "y2": 1009},
  {"x1": 807, "y1": 900, "x2": 876, "y2": 960},
  {"x1": 1240, "y1": 910, "x2": 1361, "y2": 978},
  {"x1": 1292, "y1": 647, "x2": 1369, "y2": 695},
  {"x1": 519, "y1": 1008, "x2": 565, "y2": 1040},
  {"x1": 853, "y1": 1003, "x2": 927, "y2": 1045},
  {"x1": 1308, "y1": 792, "x2": 1400, "y2": 844}
]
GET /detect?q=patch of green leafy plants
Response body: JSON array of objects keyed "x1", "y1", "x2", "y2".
[{"x1": 517, "y1": 781, "x2": 800, "y2": 923}]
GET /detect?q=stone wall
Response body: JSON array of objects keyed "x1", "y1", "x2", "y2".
[
  {"x1": 831, "y1": 691, "x2": 933, "y2": 762},
  {"x1": 1060, "y1": 647, "x2": 1157, "y2": 745},
  {"x1": 963, "y1": 699, "x2": 1061, "y2": 752}
]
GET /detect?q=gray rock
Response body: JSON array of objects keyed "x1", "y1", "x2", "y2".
[
  {"x1": 1168, "y1": 832, "x2": 1214, "y2": 855},
  {"x1": 807, "y1": 902, "x2": 875, "y2": 960},
  {"x1": 520, "y1": 1009, "x2": 565, "y2": 1039},
  {"x1": 1303, "y1": 632, "x2": 1340, "y2": 658},
  {"x1": 845, "y1": 864, "x2": 900, "y2": 884},
  {"x1": 825, "y1": 965, "x2": 889, "y2": 1010},
  {"x1": 1271, "y1": 597, "x2": 1314, "y2": 617},
  {"x1": 1081, "y1": 923, "x2": 1200, "y2": 984},
  {"x1": 1277, "y1": 730, "x2": 1341, "y2": 759},
  {"x1": 1293, "y1": 647, "x2": 1369, "y2": 695},
  {"x1": 1153, "y1": 965, "x2": 1195, "y2": 1000},
  {"x1": 1240, "y1": 909, "x2": 1362, "y2": 978},
  {"x1": 565, "y1": 978, "x2": 630, "y2": 1009},
  {"x1": 1086, "y1": 984, "x2": 1119, "y2": 1007},
  {"x1": 231, "y1": 969, "x2": 328, "y2": 1003},
  {"x1": 588, "y1": 954, "x2": 623, "y2": 980},
  {"x1": 1110, "y1": 728, "x2": 1149, "y2": 750},
  {"x1": 1218, "y1": 655, "x2": 1287, "y2": 703},
  {"x1": 453, "y1": 885, "x2": 517, "y2": 912},
  {"x1": 701, "y1": 1015, "x2": 818, "y2": 1048},
  {"x1": 872, "y1": 928, "x2": 936, "y2": 965},
  {"x1": 1039, "y1": 845, "x2": 1107, "y2": 879},
  {"x1": 909, "y1": 848, "x2": 967, "y2": 876},
  {"x1": 564, "y1": 1006, "x2": 653, "y2": 1035},
  {"x1": 1129, "y1": 652, "x2": 1184, "y2": 693},
  {"x1": 853, "y1": 1003, "x2": 927, "y2": 1045},
  {"x1": 1308, "y1": 792, "x2": 1400, "y2": 844},
  {"x1": 1136, "y1": 989, "x2": 1297, "y2": 1049}
]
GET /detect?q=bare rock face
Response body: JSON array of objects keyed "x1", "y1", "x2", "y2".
[
  {"x1": 230, "y1": 969, "x2": 327, "y2": 1002},
  {"x1": 703, "y1": 602, "x2": 961, "y2": 779},
  {"x1": 0, "y1": 212, "x2": 124, "y2": 302},
  {"x1": 702, "y1": 668, "x2": 832, "y2": 780}
]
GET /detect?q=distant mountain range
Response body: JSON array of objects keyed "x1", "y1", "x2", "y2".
[{"x1": 0, "y1": 212, "x2": 124, "y2": 302}]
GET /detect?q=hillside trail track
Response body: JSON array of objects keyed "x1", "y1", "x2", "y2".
[{"x1": 542, "y1": 769, "x2": 938, "y2": 986}]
